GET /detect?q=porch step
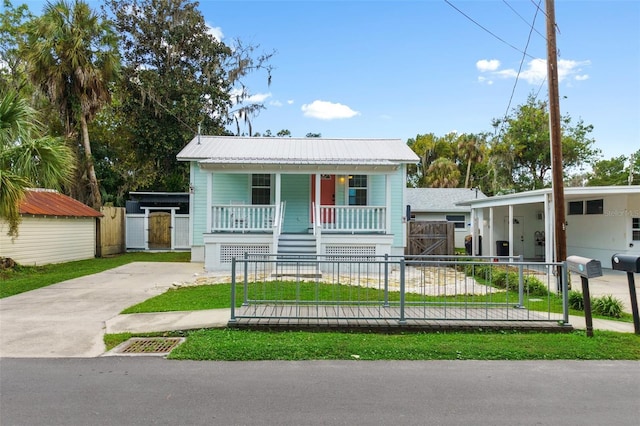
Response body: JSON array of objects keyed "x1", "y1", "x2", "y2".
[
  {"x1": 277, "y1": 233, "x2": 317, "y2": 256},
  {"x1": 275, "y1": 233, "x2": 320, "y2": 278}
]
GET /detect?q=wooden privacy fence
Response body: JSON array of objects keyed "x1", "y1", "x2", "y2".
[
  {"x1": 405, "y1": 221, "x2": 454, "y2": 256},
  {"x1": 97, "y1": 206, "x2": 126, "y2": 257}
]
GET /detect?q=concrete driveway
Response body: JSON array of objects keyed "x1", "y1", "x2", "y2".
[{"x1": 0, "y1": 262, "x2": 204, "y2": 358}]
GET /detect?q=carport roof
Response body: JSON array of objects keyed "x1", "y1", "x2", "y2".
[
  {"x1": 458, "y1": 186, "x2": 640, "y2": 208},
  {"x1": 19, "y1": 189, "x2": 102, "y2": 218}
]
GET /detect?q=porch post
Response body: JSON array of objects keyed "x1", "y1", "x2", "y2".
[
  {"x1": 508, "y1": 204, "x2": 514, "y2": 258},
  {"x1": 206, "y1": 172, "x2": 212, "y2": 232},
  {"x1": 274, "y1": 172, "x2": 281, "y2": 207},
  {"x1": 385, "y1": 174, "x2": 392, "y2": 234},
  {"x1": 489, "y1": 207, "x2": 495, "y2": 257},
  {"x1": 545, "y1": 192, "x2": 554, "y2": 262},
  {"x1": 471, "y1": 207, "x2": 477, "y2": 256},
  {"x1": 314, "y1": 172, "x2": 321, "y2": 220}
]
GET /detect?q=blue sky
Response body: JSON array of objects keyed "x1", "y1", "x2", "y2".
[
  {"x1": 21, "y1": 0, "x2": 640, "y2": 162},
  {"x1": 202, "y1": 0, "x2": 639, "y2": 163}
]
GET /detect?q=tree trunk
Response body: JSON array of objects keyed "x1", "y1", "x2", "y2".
[
  {"x1": 80, "y1": 114, "x2": 101, "y2": 209},
  {"x1": 465, "y1": 158, "x2": 472, "y2": 188}
]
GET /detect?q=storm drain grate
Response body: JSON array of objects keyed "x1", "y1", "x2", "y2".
[{"x1": 116, "y1": 337, "x2": 185, "y2": 355}]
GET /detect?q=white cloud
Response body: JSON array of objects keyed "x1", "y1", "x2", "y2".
[
  {"x1": 206, "y1": 24, "x2": 224, "y2": 41},
  {"x1": 477, "y1": 57, "x2": 591, "y2": 85},
  {"x1": 246, "y1": 92, "x2": 272, "y2": 103},
  {"x1": 476, "y1": 59, "x2": 500, "y2": 72},
  {"x1": 270, "y1": 100, "x2": 283, "y2": 107},
  {"x1": 287, "y1": 100, "x2": 294, "y2": 105},
  {"x1": 301, "y1": 100, "x2": 360, "y2": 120}
]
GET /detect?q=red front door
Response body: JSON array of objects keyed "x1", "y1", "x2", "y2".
[{"x1": 311, "y1": 174, "x2": 335, "y2": 223}]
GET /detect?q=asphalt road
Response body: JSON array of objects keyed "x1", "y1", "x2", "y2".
[{"x1": 1, "y1": 358, "x2": 638, "y2": 426}]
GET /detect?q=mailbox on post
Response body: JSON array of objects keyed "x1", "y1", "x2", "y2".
[
  {"x1": 567, "y1": 255, "x2": 603, "y2": 337},
  {"x1": 567, "y1": 255, "x2": 603, "y2": 279},
  {"x1": 611, "y1": 254, "x2": 640, "y2": 335},
  {"x1": 611, "y1": 254, "x2": 640, "y2": 273}
]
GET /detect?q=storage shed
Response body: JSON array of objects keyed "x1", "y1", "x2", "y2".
[{"x1": 0, "y1": 189, "x2": 102, "y2": 266}]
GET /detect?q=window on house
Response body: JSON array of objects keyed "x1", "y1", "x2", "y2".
[
  {"x1": 585, "y1": 199, "x2": 603, "y2": 215},
  {"x1": 348, "y1": 175, "x2": 367, "y2": 206},
  {"x1": 568, "y1": 201, "x2": 583, "y2": 215},
  {"x1": 446, "y1": 215, "x2": 466, "y2": 229},
  {"x1": 251, "y1": 174, "x2": 271, "y2": 205},
  {"x1": 633, "y1": 218, "x2": 640, "y2": 241}
]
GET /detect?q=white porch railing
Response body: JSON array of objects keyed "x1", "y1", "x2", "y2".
[
  {"x1": 211, "y1": 204, "x2": 276, "y2": 232},
  {"x1": 319, "y1": 206, "x2": 386, "y2": 233}
]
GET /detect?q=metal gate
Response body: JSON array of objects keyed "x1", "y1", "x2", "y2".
[{"x1": 406, "y1": 221, "x2": 454, "y2": 256}]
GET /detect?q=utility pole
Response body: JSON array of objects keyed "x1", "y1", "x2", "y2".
[{"x1": 546, "y1": 0, "x2": 567, "y2": 264}]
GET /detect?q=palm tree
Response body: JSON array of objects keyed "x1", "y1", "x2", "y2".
[
  {"x1": 24, "y1": 0, "x2": 120, "y2": 209},
  {"x1": 0, "y1": 90, "x2": 74, "y2": 237},
  {"x1": 458, "y1": 134, "x2": 483, "y2": 188},
  {"x1": 426, "y1": 158, "x2": 461, "y2": 188}
]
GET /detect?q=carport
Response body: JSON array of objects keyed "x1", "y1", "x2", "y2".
[{"x1": 461, "y1": 186, "x2": 640, "y2": 267}]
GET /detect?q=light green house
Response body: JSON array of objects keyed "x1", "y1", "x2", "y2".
[{"x1": 177, "y1": 136, "x2": 419, "y2": 271}]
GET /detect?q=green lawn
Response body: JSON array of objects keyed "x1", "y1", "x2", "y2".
[
  {"x1": 0, "y1": 251, "x2": 190, "y2": 298},
  {"x1": 105, "y1": 329, "x2": 640, "y2": 361}
]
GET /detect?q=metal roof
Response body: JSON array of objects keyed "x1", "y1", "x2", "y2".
[
  {"x1": 459, "y1": 185, "x2": 640, "y2": 208},
  {"x1": 19, "y1": 189, "x2": 102, "y2": 218},
  {"x1": 177, "y1": 136, "x2": 420, "y2": 164},
  {"x1": 405, "y1": 188, "x2": 487, "y2": 212}
]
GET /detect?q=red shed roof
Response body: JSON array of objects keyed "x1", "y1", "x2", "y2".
[{"x1": 19, "y1": 189, "x2": 102, "y2": 218}]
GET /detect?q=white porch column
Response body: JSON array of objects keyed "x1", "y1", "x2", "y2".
[
  {"x1": 314, "y1": 172, "x2": 321, "y2": 211},
  {"x1": 274, "y1": 172, "x2": 281, "y2": 207},
  {"x1": 206, "y1": 172, "x2": 212, "y2": 233},
  {"x1": 470, "y1": 208, "x2": 476, "y2": 255},
  {"x1": 489, "y1": 207, "x2": 494, "y2": 257},
  {"x1": 385, "y1": 174, "x2": 392, "y2": 234},
  {"x1": 545, "y1": 192, "x2": 554, "y2": 262},
  {"x1": 508, "y1": 204, "x2": 514, "y2": 258}
]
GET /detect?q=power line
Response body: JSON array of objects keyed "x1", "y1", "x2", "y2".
[
  {"x1": 503, "y1": 0, "x2": 546, "y2": 40},
  {"x1": 502, "y1": 0, "x2": 543, "y2": 120},
  {"x1": 444, "y1": 0, "x2": 537, "y2": 60}
]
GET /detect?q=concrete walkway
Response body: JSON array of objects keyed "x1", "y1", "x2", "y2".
[
  {"x1": 1, "y1": 262, "x2": 637, "y2": 359},
  {"x1": 0, "y1": 262, "x2": 204, "y2": 358}
]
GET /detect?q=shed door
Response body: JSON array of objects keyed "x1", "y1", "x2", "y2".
[{"x1": 148, "y1": 212, "x2": 171, "y2": 249}]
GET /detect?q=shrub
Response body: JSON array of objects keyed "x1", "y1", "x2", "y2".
[
  {"x1": 592, "y1": 295, "x2": 624, "y2": 319},
  {"x1": 524, "y1": 276, "x2": 548, "y2": 296},
  {"x1": 568, "y1": 290, "x2": 585, "y2": 311}
]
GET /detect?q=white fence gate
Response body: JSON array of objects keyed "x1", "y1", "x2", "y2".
[{"x1": 126, "y1": 213, "x2": 190, "y2": 250}]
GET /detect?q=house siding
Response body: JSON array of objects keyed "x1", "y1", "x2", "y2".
[
  {"x1": 0, "y1": 217, "x2": 96, "y2": 265},
  {"x1": 566, "y1": 194, "x2": 639, "y2": 267},
  {"x1": 282, "y1": 174, "x2": 310, "y2": 233},
  {"x1": 191, "y1": 164, "x2": 209, "y2": 247},
  {"x1": 389, "y1": 167, "x2": 406, "y2": 250}
]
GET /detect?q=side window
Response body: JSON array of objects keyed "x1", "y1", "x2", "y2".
[
  {"x1": 446, "y1": 214, "x2": 466, "y2": 229},
  {"x1": 568, "y1": 201, "x2": 583, "y2": 215},
  {"x1": 348, "y1": 175, "x2": 367, "y2": 206},
  {"x1": 585, "y1": 199, "x2": 603, "y2": 215},
  {"x1": 633, "y1": 217, "x2": 640, "y2": 241},
  {"x1": 251, "y1": 174, "x2": 271, "y2": 205}
]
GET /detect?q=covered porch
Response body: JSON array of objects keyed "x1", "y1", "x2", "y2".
[{"x1": 201, "y1": 170, "x2": 398, "y2": 271}]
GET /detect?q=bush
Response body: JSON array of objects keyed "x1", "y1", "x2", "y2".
[
  {"x1": 524, "y1": 276, "x2": 548, "y2": 296},
  {"x1": 592, "y1": 295, "x2": 624, "y2": 319},
  {"x1": 569, "y1": 290, "x2": 585, "y2": 311}
]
